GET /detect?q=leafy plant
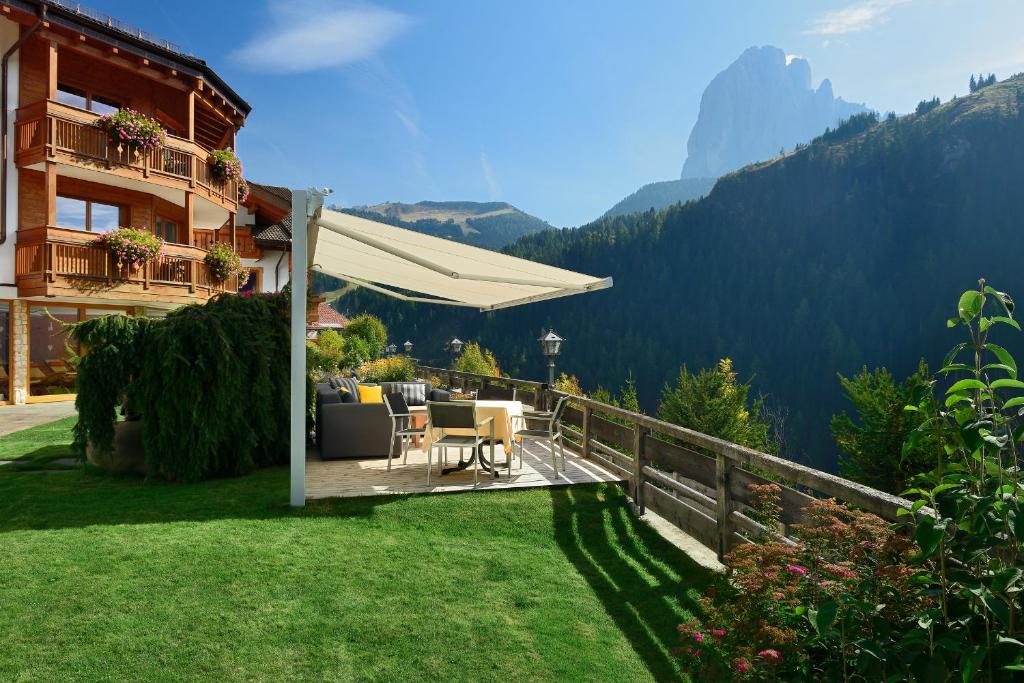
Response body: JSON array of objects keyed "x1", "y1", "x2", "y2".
[
  {"x1": 237, "y1": 178, "x2": 250, "y2": 203},
  {"x1": 358, "y1": 355, "x2": 417, "y2": 383},
  {"x1": 95, "y1": 108, "x2": 165, "y2": 150},
  {"x1": 831, "y1": 361, "x2": 934, "y2": 493},
  {"x1": 69, "y1": 292, "x2": 291, "y2": 481},
  {"x1": 898, "y1": 279, "x2": 1024, "y2": 679},
  {"x1": 209, "y1": 148, "x2": 243, "y2": 182},
  {"x1": 341, "y1": 313, "x2": 388, "y2": 360},
  {"x1": 204, "y1": 242, "x2": 243, "y2": 283},
  {"x1": 452, "y1": 341, "x2": 499, "y2": 377},
  {"x1": 659, "y1": 358, "x2": 773, "y2": 452},
  {"x1": 99, "y1": 227, "x2": 162, "y2": 271}
]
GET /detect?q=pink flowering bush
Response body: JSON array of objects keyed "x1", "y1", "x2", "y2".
[
  {"x1": 237, "y1": 178, "x2": 250, "y2": 203},
  {"x1": 203, "y1": 242, "x2": 243, "y2": 284},
  {"x1": 99, "y1": 227, "x2": 161, "y2": 272},
  {"x1": 209, "y1": 148, "x2": 243, "y2": 182},
  {"x1": 95, "y1": 108, "x2": 165, "y2": 151},
  {"x1": 676, "y1": 488, "x2": 921, "y2": 680}
]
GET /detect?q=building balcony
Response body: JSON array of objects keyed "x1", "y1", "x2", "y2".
[
  {"x1": 15, "y1": 226, "x2": 237, "y2": 307},
  {"x1": 14, "y1": 100, "x2": 238, "y2": 214}
]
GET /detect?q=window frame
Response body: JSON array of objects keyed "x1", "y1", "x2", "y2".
[
  {"x1": 0, "y1": 300, "x2": 11, "y2": 406},
  {"x1": 55, "y1": 193, "x2": 126, "y2": 232},
  {"x1": 56, "y1": 81, "x2": 122, "y2": 115}
]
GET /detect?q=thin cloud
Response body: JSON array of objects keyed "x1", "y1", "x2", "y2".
[
  {"x1": 805, "y1": 0, "x2": 910, "y2": 36},
  {"x1": 394, "y1": 109, "x2": 424, "y2": 139},
  {"x1": 480, "y1": 152, "x2": 500, "y2": 200},
  {"x1": 232, "y1": 1, "x2": 412, "y2": 73}
]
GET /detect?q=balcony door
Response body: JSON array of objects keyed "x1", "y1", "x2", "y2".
[{"x1": 155, "y1": 217, "x2": 179, "y2": 244}]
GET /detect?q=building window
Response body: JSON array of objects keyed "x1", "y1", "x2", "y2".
[
  {"x1": 55, "y1": 196, "x2": 123, "y2": 232},
  {"x1": 155, "y1": 217, "x2": 178, "y2": 243},
  {"x1": 0, "y1": 301, "x2": 10, "y2": 404},
  {"x1": 28, "y1": 306, "x2": 79, "y2": 398},
  {"x1": 240, "y1": 268, "x2": 262, "y2": 295},
  {"x1": 56, "y1": 83, "x2": 120, "y2": 115}
]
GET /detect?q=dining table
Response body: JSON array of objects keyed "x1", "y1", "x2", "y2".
[{"x1": 420, "y1": 400, "x2": 524, "y2": 476}]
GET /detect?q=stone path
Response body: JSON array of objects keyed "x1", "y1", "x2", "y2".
[{"x1": 0, "y1": 402, "x2": 78, "y2": 437}]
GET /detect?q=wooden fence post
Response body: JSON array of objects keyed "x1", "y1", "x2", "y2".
[
  {"x1": 581, "y1": 405, "x2": 592, "y2": 460},
  {"x1": 715, "y1": 452, "x2": 733, "y2": 561},
  {"x1": 632, "y1": 425, "x2": 647, "y2": 515}
]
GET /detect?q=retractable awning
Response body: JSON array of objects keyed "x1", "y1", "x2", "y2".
[
  {"x1": 310, "y1": 208, "x2": 612, "y2": 310},
  {"x1": 290, "y1": 190, "x2": 611, "y2": 507}
]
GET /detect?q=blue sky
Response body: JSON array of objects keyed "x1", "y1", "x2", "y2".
[{"x1": 98, "y1": 0, "x2": 1024, "y2": 226}]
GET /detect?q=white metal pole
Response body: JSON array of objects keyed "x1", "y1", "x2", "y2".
[{"x1": 289, "y1": 189, "x2": 308, "y2": 507}]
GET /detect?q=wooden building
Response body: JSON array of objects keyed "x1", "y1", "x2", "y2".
[{"x1": 0, "y1": 0, "x2": 285, "y2": 405}]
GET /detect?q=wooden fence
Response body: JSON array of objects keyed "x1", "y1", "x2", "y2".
[{"x1": 415, "y1": 365, "x2": 916, "y2": 560}]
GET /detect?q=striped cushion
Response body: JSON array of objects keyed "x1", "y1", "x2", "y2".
[
  {"x1": 329, "y1": 376, "x2": 361, "y2": 402},
  {"x1": 383, "y1": 381, "x2": 428, "y2": 406}
]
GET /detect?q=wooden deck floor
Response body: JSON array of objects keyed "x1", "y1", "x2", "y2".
[{"x1": 306, "y1": 440, "x2": 624, "y2": 499}]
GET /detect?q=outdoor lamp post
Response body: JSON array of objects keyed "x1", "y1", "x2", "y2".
[
  {"x1": 447, "y1": 337, "x2": 464, "y2": 356},
  {"x1": 404, "y1": 340, "x2": 413, "y2": 354},
  {"x1": 538, "y1": 330, "x2": 564, "y2": 387},
  {"x1": 385, "y1": 343, "x2": 398, "y2": 355}
]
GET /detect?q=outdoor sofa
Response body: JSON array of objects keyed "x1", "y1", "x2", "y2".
[{"x1": 315, "y1": 377, "x2": 450, "y2": 460}]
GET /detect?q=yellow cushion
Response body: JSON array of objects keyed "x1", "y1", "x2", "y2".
[{"x1": 356, "y1": 384, "x2": 383, "y2": 403}]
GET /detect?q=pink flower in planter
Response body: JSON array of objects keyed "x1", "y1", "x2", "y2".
[
  {"x1": 734, "y1": 658, "x2": 751, "y2": 672},
  {"x1": 785, "y1": 564, "x2": 808, "y2": 577},
  {"x1": 711, "y1": 628, "x2": 726, "y2": 638},
  {"x1": 692, "y1": 632, "x2": 704, "y2": 644},
  {"x1": 758, "y1": 649, "x2": 782, "y2": 662}
]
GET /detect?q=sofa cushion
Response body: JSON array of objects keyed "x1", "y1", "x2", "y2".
[
  {"x1": 357, "y1": 384, "x2": 384, "y2": 403},
  {"x1": 330, "y1": 376, "x2": 361, "y2": 401},
  {"x1": 339, "y1": 388, "x2": 358, "y2": 404},
  {"x1": 383, "y1": 381, "x2": 428, "y2": 406}
]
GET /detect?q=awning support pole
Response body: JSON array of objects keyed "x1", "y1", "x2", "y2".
[{"x1": 290, "y1": 187, "x2": 330, "y2": 507}]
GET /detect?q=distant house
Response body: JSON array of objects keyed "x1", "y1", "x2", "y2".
[
  {"x1": 307, "y1": 302, "x2": 348, "y2": 339},
  {"x1": 236, "y1": 182, "x2": 293, "y2": 295}
]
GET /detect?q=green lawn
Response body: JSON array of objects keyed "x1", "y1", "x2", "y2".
[
  {"x1": 0, "y1": 419, "x2": 712, "y2": 682},
  {"x1": 0, "y1": 415, "x2": 79, "y2": 470}
]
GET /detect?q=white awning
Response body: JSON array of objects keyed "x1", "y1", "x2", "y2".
[{"x1": 310, "y1": 208, "x2": 612, "y2": 311}]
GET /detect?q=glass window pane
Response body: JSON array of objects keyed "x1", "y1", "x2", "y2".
[
  {"x1": 85, "y1": 308, "x2": 126, "y2": 320},
  {"x1": 29, "y1": 306, "x2": 79, "y2": 397},
  {"x1": 0, "y1": 302, "x2": 10, "y2": 402},
  {"x1": 56, "y1": 84, "x2": 87, "y2": 109},
  {"x1": 90, "y1": 202, "x2": 121, "y2": 233},
  {"x1": 55, "y1": 196, "x2": 88, "y2": 230},
  {"x1": 91, "y1": 94, "x2": 120, "y2": 116}
]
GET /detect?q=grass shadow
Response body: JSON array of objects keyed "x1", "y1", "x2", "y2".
[
  {"x1": 551, "y1": 484, "x2": 714, "y2": 682},
  {"x1": 0, "y1": 466, "x2": 411, "y2": 533}
]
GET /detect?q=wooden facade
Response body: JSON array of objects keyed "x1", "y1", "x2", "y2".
[
  {"x1": 0, "y1": 2, "x2": 251, "y2": 404},
  {"x1": 10, "y1": 17, "x2": 248, "y2": 306}
]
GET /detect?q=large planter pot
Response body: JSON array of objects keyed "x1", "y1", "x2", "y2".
[{"x1": 86, "y1": 421, "x2": 147, "y2": 474}]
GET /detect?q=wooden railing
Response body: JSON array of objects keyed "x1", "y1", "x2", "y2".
[
  {"x1": 15, "y1": 226, "x2": 237, "y2": 302},
  {"x1": 415, "y1": 365, "x2": 917, "y2": 560},
  {"x1": 15, "y1": 100, "x2": 237, "y2": 212}
]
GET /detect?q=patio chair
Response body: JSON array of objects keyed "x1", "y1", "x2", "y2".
[
  {"x1": 477, "y1": 385, "x2": 517, "y2": 401},
  {"x1": 513, "y1": 395, "x2": 570, "y2": 476},
  {"x1": 425, "y1": 401, "x2": 494, "y2": 487},
  {"x1": 384, "y1": 392, "x2": 426, "y2": 472}
]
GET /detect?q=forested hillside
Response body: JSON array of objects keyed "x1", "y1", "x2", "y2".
[
  {"x1": 332, "y1": 76, "x2": 1024, "y2": 469},
  {"x1": 602, "y1": 177, "x2": 716, "y2": 218},
  {"x1": 342, "y1": 200, "x2": 551, "y2": 249}
]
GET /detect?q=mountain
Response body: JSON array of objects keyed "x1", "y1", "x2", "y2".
[
  {"x1": 681, "y1": 45, "x2": 869, "y2": 179},
  {"x1": 332, "y1": 76, "x2": 1024, "y2": 471},
  {"x1": 602, "y1": 177, "x2": 717, "y2": 218},
  {"x1": 341, "y1": 200, "x2": 552, "y2": 250}
]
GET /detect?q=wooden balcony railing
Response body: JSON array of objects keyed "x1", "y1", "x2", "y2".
[
  {"x1": 15, "y1": 100, "x2": 237, "y2": 212},
  {"x1": 15, "y1": 226, "x2": 237, "y2": 305},
  {"x1": 414, "y1": 365, "x2": 920, "y2": 560},
  {"x1": 192, "y1": 229, "x2": 260, "y2": 258}
]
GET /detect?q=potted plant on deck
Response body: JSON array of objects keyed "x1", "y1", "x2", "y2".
[
  {"x1": 98, "y1": 227, "x2": 162, "y2": 275},
  {"x1": 95, "y1": 108, "x2": 166, "y2": 154}
]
